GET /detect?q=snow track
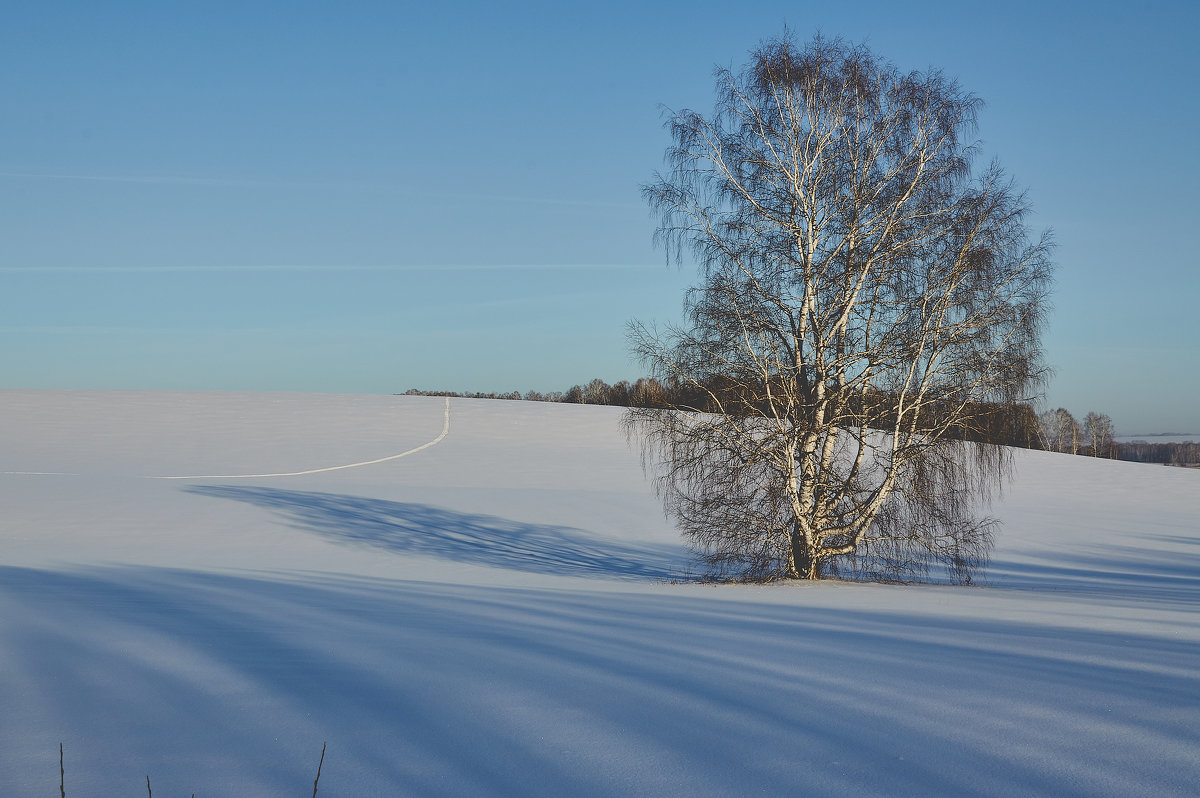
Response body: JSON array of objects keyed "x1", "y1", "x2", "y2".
[
  {"x1": 1, "y1": 398, "x2": 452, "y2": 480},
  {"x1": 155, "y1": 397, "x2": 451, "y2": 479}
]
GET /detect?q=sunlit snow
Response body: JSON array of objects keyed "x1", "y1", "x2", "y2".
[{"x1": 2, "y1": 391, "x2": 1197, "y2": 796}]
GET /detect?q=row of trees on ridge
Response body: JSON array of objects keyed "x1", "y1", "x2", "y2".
[{"x1": 1037, "y1": 408, "x2": 1117, "y2": 458}]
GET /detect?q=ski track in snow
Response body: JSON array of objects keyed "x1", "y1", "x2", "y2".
[
  {"x1": 155, "y1": 397, "x2": 451, "y2": 479},
  {"x1": 0, "y1": 397, "x2": 451, "y2": 480}
]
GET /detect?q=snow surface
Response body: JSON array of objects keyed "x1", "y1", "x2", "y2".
[
  {"x1": 2, "y1": 390, "x2": 1198, "y2": 797},
  {"x1": 1115, "y1": 434, "x2": 1198, "y2": 445}
]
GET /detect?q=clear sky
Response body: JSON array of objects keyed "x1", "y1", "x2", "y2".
[{"x1": 2, "y1": 0, "x2": 1197, "y2": 434}]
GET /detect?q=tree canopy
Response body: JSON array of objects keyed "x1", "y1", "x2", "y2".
[{"x1": 629, "y1": 33, "x2": 1054, "y2": 582}]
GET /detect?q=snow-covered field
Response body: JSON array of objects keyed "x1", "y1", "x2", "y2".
[
  {"x1": 1116, "y1": 434, "x2": 1198, "y2": 444},
  {"x1": 2, "y1": 390, "x2": 1197, "y2": 797}
]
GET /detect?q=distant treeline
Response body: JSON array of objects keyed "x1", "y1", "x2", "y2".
[
  {"x1": 405, "y1": 388, "x2": 537, "y2": 401},
  {"x1": 404, "y1": 381, "x2": 1197, "y2": 466},
  {"x1": 1117, "y1": 441, "x2": 1200, "y2": 467},
  {"x1": 405, "y1": 377, "x2": 1042, "y2": 449},
  {"x1": 1039, "y1": 407, "x2": 1198, "y2": 467},
  {"x1": 405, "y1": 377, "x2": 672, "y2": 407}
]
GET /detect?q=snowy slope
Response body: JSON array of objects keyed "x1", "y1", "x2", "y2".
[{"x1": 1, "y1": 391, "x2": 1197, "y2": 797}]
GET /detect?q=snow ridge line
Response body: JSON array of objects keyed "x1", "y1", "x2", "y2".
[{"x1": 153, "y1": 397, "x2": 451, "y2": 480}]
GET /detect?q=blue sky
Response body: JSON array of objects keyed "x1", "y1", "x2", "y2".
[{"x1": 2, "y1": 0, "x2": 1197, "y2": 433}]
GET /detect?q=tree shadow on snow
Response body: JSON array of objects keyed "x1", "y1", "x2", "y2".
[
  {"x1": 986, "y1": 541, "x2": 1200, "y2": 606},
  {"x1": 188, "y1": 485, "x2": 687, "y2": 580}
]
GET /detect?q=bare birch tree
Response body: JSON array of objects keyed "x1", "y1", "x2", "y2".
[
  {"x1": 628, "y1": 34, "x2": 1054, "y2": 582},
  {"x1": 1083, "y1": 411, "x2": 1115, "y2": 458},
  {"x1": 1037, "y1": 409, "x2": 1060, "y2": 451},
  {"x1": 1053, "y1": 408, "x2": 1081, "y2": 454}
]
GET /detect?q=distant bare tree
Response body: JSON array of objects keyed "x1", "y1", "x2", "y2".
[
  {"x1": 629, "y1": 377, "x2": 668, "y2": 408},
  {"x1": 628, "y1": 33, "x2": 1053, "y2": 582},
  {"x1": 1083, "y1": 411, "x2": 1115, "y2": 458},
  {"x1": 1056, "y1": 408, "x2": 1081, "y2": 454},
  {"x1": 1036, "y1": 407, "x2": 1080, "y2": 454},
  {"x1": 609, "y1": 380, "x2": 632, "y2": 406},
  {"x1": 583, "y1": 378, "x2": 612, "y2": 405},
  {"x1": 1036, "y1": 409, "x2": 1059, "y2": 451}
]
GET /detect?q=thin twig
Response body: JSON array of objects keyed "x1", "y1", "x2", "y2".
[
  {"x1": 146, "y1": 774, "x2": 151, "y2": 798},
  {"x1": 59, "y1": 743, "x2": 65, "y2": 798},
  {"x1": 312, "y1": 742, "x2": 326, "y2": 798}
]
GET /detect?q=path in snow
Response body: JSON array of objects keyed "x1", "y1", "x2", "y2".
[
  {"x1": 156, "y1": 397, "x2": 451, "y2": 479},
  {"x1": 1, "y1": 397, "x2": 451, "y2": 480}
]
